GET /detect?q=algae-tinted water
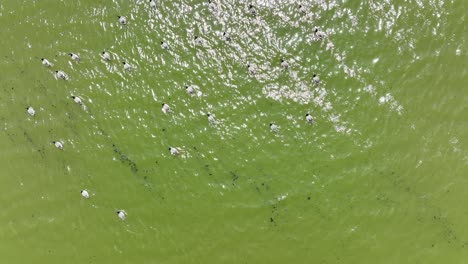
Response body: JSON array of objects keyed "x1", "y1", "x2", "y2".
[{"x1": 0, "y1": 0, "x2": 467, "y2": 263}]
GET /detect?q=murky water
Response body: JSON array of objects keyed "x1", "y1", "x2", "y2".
[{"x1": 0, "y1": 0, "x2": 467, "y2": 263}]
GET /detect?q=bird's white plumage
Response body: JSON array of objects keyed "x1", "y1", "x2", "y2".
[
  {"x1": 249, "y1": 5, "x2": 256, "y2": 15},
  {"x1": 69, "y1": 53, "x2": 80, "y2": 62},
  {"x1": 299, "y1": 5, "x2": 307, "y2": 14},
  {"x1": 41, "y1": 58, "x2": 52, "y2": 67},
  {"x1": 116, "y1": 210, "x2": 127, "y2": 220},
  {"x1": 169, "y1": 147, "x2": 180, "y2": 155},
  {"x1": 306, "y1": 114, "x2": 314, "y2": 124},
  {"x1": 55, "y1": 70, "x2": 69, "y2": 80},
  {"x1": 118, "y1": 16, "x2": 127, "y2": 25},
  {"x1": 149, "y1": 0, "x2": 156, "y2": 9},
  {"x1": 281, "y1": 59, "x2": 289, "y2": 69},
  {"x1": 270, "y1": 123, "x2": 279, "y2": 132},
  {"x1": 102, "y1": 51, "x2": 111, "y2": 61},
  {"x1": 222, "y1": 32, "x2": 231, "y2": 41},
  {"x1": 71, "y1": 96, "x2": 82, "y2": 105},
  {"x1": 161, "y1": 103, "x2": 171, "y2": 113},
  {"x1": 26, "y1": 106, "x2": 35, "y2": 116},
  {"x1": 194, "y1": 36, "x2": 203, "y2": 45},
  {"x1": 123, "y1": 62, "x2": 131, "y2": 71},
  {"x1": 207, "y1": 114, "x2": 216, "y2": 124},
  {"x1": 161, "y1": 42, "x2": 169, "y2": 50},
  {"x1": 313, "y1": 74, "x2": 320, "y2": 84},
  {"x1": 81, "y1": 190, "x2": 90, "y2": 199},
  {"x1": 314, "y1": 28, "x2": 326, "y2": 39},
  {"x1": 53, "y1": 141, "x2": 64, "y2": 150},
  {"x1": 186, "y1": 85, "x2": 195, "y2": 95}
]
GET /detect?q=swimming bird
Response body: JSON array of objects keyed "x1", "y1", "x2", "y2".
[
  {"x1": 194, "y1": 36, "x2": 203, "y2": 45},
  {"x1": 298, "y1": 4, "x2": 307, "y2": 14},
  {"x1": 169, "y1": 147, "x2": 180, "y2": 155},
  {"x1": 247, "y1": 63, "x2": 256, "y2": 74},
  {"x1": 270, "y1": 123, "x2": 279, "y2": 132},
  {"x1": 223, "y1": 32, "x2": 231, "y2": 41},
  {"x1": 55, "y1": 70, "x2": 69, "y2": 80},
  {"x1": 161, "y1": 41, "x2": 169, "y2": 50},
  {"x1": 69, "y1": 53, "x2": 80, "y2": 62},
  {"x1": 122, "y1": 61, "x2": 131, "y2": 71},
  {"x1": 52, "y1": 141, "x2": 64, "y2": 150},
  {"x1": 207, "y1": 113, "x2": 216, "y2": 124},
  {"x1": 314, "y1": 28, "x2": 326, "y2": 39},
  {"x1": 102, "y1": 51, "x2": 111, "y2": 61},
  {"x1": 306, "y1": 113, "x2": 314, "y2": 124},
  {"x1": 249, "y1": 4, "x2": 256, "y2": 15},
  {"x1": 149, "y1": 0, "x2": 156, "y2": 9},
  {"x1": 116, "y1": 210, "x2": 127, "y2": 220},
  {"x1": 208, "y1": 0, "x2": 216, "y2": 11},
  {"x1": 313, "y1": 74, "x2": 320, "y2": 84},
  {"x1": 280, "y1": 59, "x2": 289, "y2": 69},
  {"x1": 118, "y1": 16, "x2": 127, "y2": 25},
  {"x1": 71, "y1": 96, "x2": 82, "y2": 105},
  {"x1": 80, "y1": 190, "x2": 90, "y2": 199},
  {"x1": 26, "y1": 106, "x2": 35, "y2": 116},
  {"x1": 161, "y1": 103, "x2": 171, "y2": 113},
  {"x1": 41, "y1": 58, "x2": 53, "y2": 67},
  {"x1": 186, "y1": 85, "x2": 195, "y2": 95}
]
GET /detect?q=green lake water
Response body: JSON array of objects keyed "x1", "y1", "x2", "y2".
[{"x1": 0, "y1": 0, "x2": 467, "y2": 263}]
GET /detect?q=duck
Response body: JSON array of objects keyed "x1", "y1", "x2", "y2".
[
  {"x1": 207, "y1": 113, "x2": 216, "y2": 124},
  {"x1": 118, "y1": 16, "x2": 128, "y2": 25},
  {"x1": 169, "y1": 147, "x2": 180, "y2": 155},
  {"x1": 280, "y1": 59, "x2": 289, "y2": 69},
  {"x1": 52, "y1": 141, "x2": 64, "y2": 150},
  {"x1": 68, "y1": 53, "x2": 80, "y2": 62},
  {"x1": 208, "y1": 0, "x2": 216, "y2": 11},
  {"x1": 41, "y1": 58, "x2": 53, "y2": 67},
  {"x1": 249, "y1": 4, "x2": 256, "y2": 15},
  {"x1": 313, "y1": 74, "x2": 320, "y2": 84},
  {"x1": 102, "y1": 51, "x2": 111, "y2": 61},
  {"x1": 270, "y1": 123, "x2": 279, "y2": 132},
  {"x1": 223, "y1": 32, "x2": 231, "y2": 41},
  {"x1": 194, "y1": 36, "x2": 203, "y2": 45},
  {"x1": 314, "y1": 28, "x2": 326, "y2": 39},
  {"x1": 185, "y1": 85, "x2": 195, "y2": 95},
  {"x1": 149, "y1": 0, "x2": 156, "y2": 9},
  {"x1": 71, "y1": 96, "x2": 82, "y2": 105},
  {"x1": 122, "y1": 61, "x2": 132, "y2": 71},
  {"x1": 247, "y1": 63, "x2": 256, "y2": 74},
  {"x1": 306, "y1": 113, "x2": 314, "y2": 124},
  {"x1": 80, "y1": 190, "x2": 90, "y2": 199},
  {"x1": 161, "y1": 103, "x2": 171, "y2": 113},
  {"x1": 55, "y1": 70, "x2": 69, "y2": 80},
  {"x1": 298, "y1": 4, "x2": 307, "y2": 14},
  {"x1": 26, "y1": 106, "x2": 35, "y2": 116},
  {"x1": 116, "y1": 210, "x2": 127, "y2": 220},
  {"x1": 161, "y1": 41, "x2": 169, "y2": 50}
]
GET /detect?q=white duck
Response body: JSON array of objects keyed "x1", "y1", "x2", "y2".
[
  {"x1": 118, "y1": 16, "x2": 127, "y2": 25},
  {"x1": 161, "y1": 103, "x2": 171, "y2": 113},
  {"x1": 207, "y1": 113, "x2": 216, "y2": 124},
  {"x1": 26, "y1": 106, "x2": 35, "y2": 116},
  {"x1": 55, "y1": 70, "x2": 69, "y2": 80},
  {"x1": 102, "y1": 51, "x2": 111, "y2": 61},
  {"x1": 116, "y1": 210, "x2": 127, "y2": 220},
  {"x1": 41, "y1": 58, "x2": 53, "y2": 67},
  {"x1": 69, "y1": 53, "x2": 80, "y2": 62},
  {"x1": 270, "y1": 123, "x2": 279, "y2": 132},
  {"x1": 71, "y1": 96, "x2": 82, "y2": 105},
  {"x1": 80, "y1": 190, "x2": 90, "y2": 199},
  {"x1": 52, "y1": 141, "x2": 64, "y2": 150},
  {"x1": 169, "y1": 147, "x2": 180, "y2": 155}
]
